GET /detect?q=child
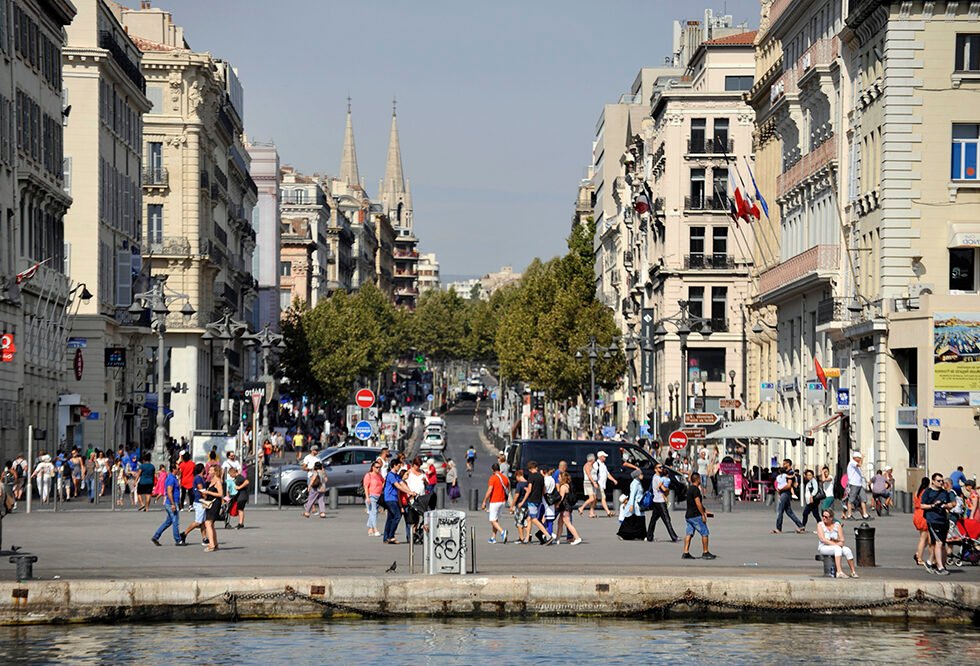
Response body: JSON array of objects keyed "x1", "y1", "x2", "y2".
[
  {"x1": 511, "y1": 468, "x2": 529, "y2": 544},
  {"x1": 151, "y1": 464, "x2": 167, "y2": 503}
]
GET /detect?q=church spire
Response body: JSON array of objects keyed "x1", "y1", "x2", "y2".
[
  {"x1": 338, "y1": 96, "x2": 360, "y2": 187},
  {"x1": 382, "y1": 99, "x2": 405, "y2": 196}
]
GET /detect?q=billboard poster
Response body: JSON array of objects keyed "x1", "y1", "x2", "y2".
[{"x1": 933, "y1": 312, "x2": 980, "y2": 407}]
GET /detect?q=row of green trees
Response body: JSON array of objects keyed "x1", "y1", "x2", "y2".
[{"x1": 280, "y1": 218, "x2": 624, "y2": 408}]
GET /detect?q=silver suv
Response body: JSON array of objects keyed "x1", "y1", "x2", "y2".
[{"x1": 262, "y1": 446, "x2": 383, "y2": 505}]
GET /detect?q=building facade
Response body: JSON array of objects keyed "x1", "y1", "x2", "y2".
[
  {"x1": 417, "y1": 252, "x2": 439, "y2": 293},
  {"x1": 246, "y1": 140, "x2": 281, "y2": 330},
  {"x1": 279, "y1": 166, "x2": 330, "y2": 305},
  {"x1": 378, "y1": 108, "x2": 419, "y2": 309},
  {"x1": 62, "y1": 0, "x2": 150, "y2": 451}
]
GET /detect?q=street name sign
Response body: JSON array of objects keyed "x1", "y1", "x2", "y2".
[{"x1": 683, "y1": 412, "x2": 720, "y2": 426}]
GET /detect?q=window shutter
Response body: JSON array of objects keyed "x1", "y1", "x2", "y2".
[{"x1": 116, "y1": 247, "x2": 131, "y2": 306}]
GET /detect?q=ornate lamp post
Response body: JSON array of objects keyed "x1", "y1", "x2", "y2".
[
  {"x1": 202, "y1": 312, "x2": 248, "y2": 433},
  {"x1": 728, "y1": 369, "x2": 737, "y2": 422},
  {"x1": 575, "y1": 336, "x2": 617, "y2": 436},
  {"x1": 129, "y1": 276, "x2": 195, "y2": 465},
  {"x1": 242, "y1": 323, "x2": 285, "y2": 444},
  {"x1": 654, "y1": 300, "x2": 712, "y2": 417}
]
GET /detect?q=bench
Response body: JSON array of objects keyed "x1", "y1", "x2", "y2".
[{"x1": 815, "y1": 553, "x2": 836, "y2": 577}]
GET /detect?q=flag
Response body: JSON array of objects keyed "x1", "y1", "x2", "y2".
[
  {"x1": 15, "y1": 258, "x2": 51, "y2": 284},
  {"x1": 734, "y1": 184, "x2": 750, "y2": 222},
  {"x1": 814, "y1": 357, "x2": 828, "y2": 391},
  {"x1": 744, "y1": 157, "x2": 770, "y2": 220},
  {"x1": 727, "y1": 171, "x2": 740, "y2": 223},
  {"x1": 743, "y1": 186, "x2": 762, "y2": 221},
  {"x1": 633, "y1": 190, "x2": 650, "y2": 215}
]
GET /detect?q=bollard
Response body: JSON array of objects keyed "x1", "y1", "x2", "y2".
[
  {"x1": 435, "y1": 484, "x2": 446, "y2": 510},
  {"x1": 903, "y1": 491, "x2": 913, "y2": 514},
  {"x1": 612, "y1": 489, "x2": 623, "y2": 510},
  {"x1": 722, "y1": 489, "x2": 733, "y2": 513},
  {"x1": 277, "y1": 466, "x2": 282, "y2": 510},
  {"x1": 854, "y1": 522, "x2": 876, "y2": 567},
  {"x1": 468, "y1": 488, "x2": 480, "y2": 512},
  {"x1": 9, "y1": 555, "x2": 38, "y2": 581},
  {"x1": 328, "y1": 487, "x2": 339, "y2": 510},
  {"x1": 469, "y1": 524, "x2": 476, "y2": 575},
  {"x1": 816, "y1": 553, "x2": 836, "y2": 577}
]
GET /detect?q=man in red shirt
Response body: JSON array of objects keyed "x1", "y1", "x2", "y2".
[
  {"x1": 481, "y1": 462, "x2": 510, "y2": 543},
  {"x1": 177, "y1": 452, "x2": 195, "y2": 510}
]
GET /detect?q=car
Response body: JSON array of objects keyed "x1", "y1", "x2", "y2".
[
  {"x1": 419, "y1": 451, "x2": 448, "y2": 481},
  {"x1": 423, "y1": 424, "x2": 447, "y2": 441},
  {"x1": 262, "y1": 445, "x2": 383, "y2": 504},
  {"x1": 420, "y1": 432, "x2": 446, "y2": 452}
]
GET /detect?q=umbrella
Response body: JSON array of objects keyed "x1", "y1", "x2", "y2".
[{"x1": 704, "y1": 418, "x2": 802, "y2": 441}]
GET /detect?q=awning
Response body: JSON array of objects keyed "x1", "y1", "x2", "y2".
[
  {"x1": 947, "y1": 223, "x2": 980, "y2": 248},
  {"x1": 704, "y1": 418, "x2": 802, "y2": 440},
  {"x1": 807, "y1": 411, "x2": 843, "y2": 436}
]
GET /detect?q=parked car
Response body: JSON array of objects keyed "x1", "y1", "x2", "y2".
[
  {"x1": 420, "y1": 432, "x2": 446, "y2": 452},
  {"x1": 504, "y1": 439, "x2": 687, "y2": 502},
  {"x1": 419, "y1": 451, "x2": 448, "y2": 481},
  {"x1": 262, "y1": 445, "x2": 382, "y2": 505}
]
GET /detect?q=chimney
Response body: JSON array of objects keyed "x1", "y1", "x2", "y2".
[{"x1": 141, "y1": 1, "x2": 151, "y2": 9}]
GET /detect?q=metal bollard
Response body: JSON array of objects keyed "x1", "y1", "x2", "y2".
[
  {"x1": 435, "y1": 484, "x2": 446, "y2": 510},
  {"x1": 903, "y1": 491, "x2": 913, "y2": 514},
  {"x1": 816, "y1": 554, "x2": 836, "y2": 577},
  {"x1": 328, "y1": 487, "x2": 339, "y2": 510},
  {"x1": 722, "y1": 489, "x2": 733, "y2": 513},
  {"x1": 468, "y1": 488, "x2": 480, "y2": 512},
  {"x1": 854, "y1": 522, "x2": 876, "y2": 567},
  {"x1": 10, "y1": 555, "x2": 38, "y2": 581},
  {"x1": 277, "y1": 466, "x2": 282, "y2": 510}
]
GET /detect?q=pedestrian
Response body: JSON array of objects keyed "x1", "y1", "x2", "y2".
[
  {"x1": 498, "y1": 452, "x2": 509, "y2": 478},
  {"x1": 708, "y1": 444, "x2": 720, "y2": 496},
  {"x1": 382, "y1": 460, "x2": 413, "y2": 544},
  {"x1": 226, "y1": 466, "x2": 249, "y2": 529},
  {"x1": 363, "y1": 459, "x2": 384, "y2": 536},
  {"x1": 404, "y1": 458, "x2": 427, "y2": 543},
  {"x1": 424, "y1": 460, "x2": 438, "y2": 494},
  {"x1": 262, "y1": 439, "x2": 273, "y2": 469},
  {"x1": 465, "y1": 446, "x2": 476, "y2": 477},
  {"x1": 516, "y1": 461, "x2": 553, "y2": 544},
  {"x1": 921, "y1": 472, "x2": 957, "y2": 575},
  {"x1": 617, "y1": 469, "x2": 646, "y2": 541},
  {"x1": 645, "y1": 462, "x2": 678, "y2": 542},
  {"x1": 178, "y1": 452, "x2": 195, "y2": 509},
  {"x1": 950, "y1": 466, "x2": 967, "y2": 496},
  {"x1": 70, "y1": 449, "x2": 84, "y2": 498},
  {"x1": 772, "y1": 459, "x2": 806, "y2": 534},
  {"x1": 199, "y1": 464, "x2": 224, "y2": 552},
  {"x1": 800, "y1": 469, "x2": 821, "y2": 529},
  {"x1": 302, "y1": 446, "x2": 320, "y2": 479},
  {"x1": 293, "y1": 430, "x2": 305, "y2": 461},
  {"x1": 681, "y1": 472, "x2": 716, "y2": 560},
  {"x1": 819, "y1": 465, "x2": 835, "y2": 513},
  {"x1": 578, "y1": 453, "x2": 600, "y2": 518},
  {"x1": 511, "y1": 468, "x2": 530, "y2": 543},
  {"x1": 553, "y1": 471, "x2": 582, "y2": 545},
  {"x1": 179, "y1": 463, "x2": 208, "y2": 546},
  {"x1": 96, "y1": 451, "x2": 110, "y2": 499},
  {"x1": 151, "y1": 461, "x2": 181, "y2": 547},
  {"x1": 303, "y1": 461, "x2": 327, "y2": 518},
  {"x1": 844, "y1": 451, "x2": 870, "y2": 520},
  {"x1": 965, "y1": 479, "x2": 979, "y2": 520},
  {"x1": 594, "y1": 451, "x2": 617, "y2": 517},
  {"x1": 113, "y1": 456, "x2": 127, "y2": 507},
  {"x1": 31, "y1": 453, "x2": 54, "y2": 504},
  {"x1": 136, "y1": 453, "x2": 156, "y2": 512},
  {"x1": 817, "y1": 509, "x2": 859, "y2": 578},
  {"x1": 870, "y1": 468, "x2": 891, "y2": 515},
  {"x1": 221, "y1": 450, "x2": 242, "y2": 477},
  {"x1": 481, "y1": 462, "x2": 509, "y2": 544},
  {"x1": 912, "y1": 476, "x2": 931, "y2": 566},
  {"x1": 12, "y1": 453, "x2": 26, "y2": 503},
  {"x1": 445, "y1": 459, "x2": 459, "y2": 503}
]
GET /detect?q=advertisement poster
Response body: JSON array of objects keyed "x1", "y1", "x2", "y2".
[{"x1": 933, "y1": 312, "x2": 980, "y2": 407}]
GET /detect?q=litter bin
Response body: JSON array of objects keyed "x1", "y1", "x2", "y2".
[
  {"x1": 424, "y1": 509, "x2": 467, "y2": 574},
  {"x1": 854, "y1": 522, "x2": 876, "y2": 567}
]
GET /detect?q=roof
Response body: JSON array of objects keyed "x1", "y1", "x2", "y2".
[{"x1": 703, "y1": 30, "x2": 758, "y2": 47}]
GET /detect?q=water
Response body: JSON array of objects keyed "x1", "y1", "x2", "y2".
[{"x1": 0, "y1": 618, "x2": 976, "y2": 664}]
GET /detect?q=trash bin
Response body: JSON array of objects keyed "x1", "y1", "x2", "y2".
[
  {"x1": 854, "y1": 522, "x2": 876, "y2": 567},
  {"x1": 424, "y1": 509, "x2": 467, "y2": 575}
]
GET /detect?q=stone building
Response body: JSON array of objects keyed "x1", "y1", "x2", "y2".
[
  {"x1": 279, "y1": 166, "x2": 330, "y2": 306},
  {"x1": 417, "y1": 252, "x2": 439, "y2": 293},
  {"x1": 378, "y1": 107, "x2": 419, "y2": 309},
  {"x1": 246, "y1": 140, "x2": 281, "y2": 331},
  {"x1": 61, "y1": 0, "x2": 150, "y2": 451}
]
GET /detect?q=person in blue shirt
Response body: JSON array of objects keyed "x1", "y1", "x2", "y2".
[
  {"x1": 137, "y1": 453, "x2": 156, "y2": 512},
  {"x1": 179, "y1": 464, "x2": 208, "y2": 545},
  {"x1": 950, "y1": 467, "x2": 967, "y2": 496},
  {"x1": 382, "y1": 460, "x2": 414, "y2": 544},
  {"x1": 151, "y1": 461, "x2": 181, "y2": 546}
]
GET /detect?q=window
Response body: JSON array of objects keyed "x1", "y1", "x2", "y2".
[
  {"x1": 689, "y1": 168, "x2": 705, "y2": 208},
  {"x1": 949, "y1": 248, "x2": 977, "y2": 292},
  {"x1": 687, "y1": 348, "x2": 727, "y2": 382},
  {"x1": 280, "y1": 290, "x2": 292, "y2": 310},
  {"x1": 711, "y1": 287, "x2": 728, "y2": 331},
  {"x1": 689, "y1": 226, "x2": 705, "y2": 255},
  {"x1": 951, "y1": 123, "x2": 980, "y2": 180},
  {"x1": 955, "y1": 34, "x2": 980, "y2": 72},
  {"x1": 725, "y1": 75, "x2": 754, "y2": 91},
  {"x1": 711, "y1": 168, "x2": 728, "y2": 208},
  {"x1": 712, "y1": 227, "x2": 728, "y2": 258},
  {"x1": 62, "y1": 156, "x2": 71, "y2": 195},
  {"x1": 713, "y1": 118, "x2": 730, "y2": 152},
  {"x1": 689, "y1": 118, "x2": 706, "y2": 153},
  {"x1": 688, "y1": 286, "x2": 704, "y2": 319},
  {"x1": 147, "y1": 204, "x2": 163, "y2": 244},
  {"x1": 280, "y1": 261, "x2": 292, "y2": 276}
]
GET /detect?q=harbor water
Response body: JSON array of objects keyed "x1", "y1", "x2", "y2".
[{"x1": 0, "y1": 617, "x2": 977, "y2": 664}]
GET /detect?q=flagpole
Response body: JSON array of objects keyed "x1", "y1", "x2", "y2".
[
  {"x1": 718, "y1": 141, "x2": 778, "y2": 268},
  {"x1": 740, "y1": 156, "x2": 780, "y2": 268},
  {"x1": 732, "y1": 158, "x2": 779, "y2": 266}
]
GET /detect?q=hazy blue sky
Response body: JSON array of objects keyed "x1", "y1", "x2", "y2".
[{"x1": 152, "y1": 1, "x2": 760, "y2": 277}]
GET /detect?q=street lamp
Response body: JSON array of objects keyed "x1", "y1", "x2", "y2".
[
  {"x1": 202, "y1": 311, "x2": 248, "y2": 433},
  {"x1": 129, "y1": 275, "x2": 195, "y2": 466},
  {"x1": 654, "y1": 300, "x2": 711, "y2": 419},
  {"x1": 575, "y1": 336, "x2": 617, "y2": 436},
  {"x1": 621, "y1": 331, "x2": 641, "y2": 439},
  {"x1": 728, "y1": 369, "x2": 737, "y2": 422},
  {"x1": 242, "y1": 323, "x2": 286, "y2": 444}
]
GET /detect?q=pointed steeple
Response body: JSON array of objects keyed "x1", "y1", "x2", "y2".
[
  {"x1": 382, "y1": 98, "x2": 405, "y2": 196},
  {"x1": 338, "y1": 96, "x2": 360, "y2": 186}
]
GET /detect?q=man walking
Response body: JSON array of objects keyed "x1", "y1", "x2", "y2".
[
  {"x1": 516, "y1": 461, "x2": 553, "y2": 544},
  {"x1": 481, "y1": 462, "x2": 510, "y2": 543},
  {"x1": 921, "y1": 472, "x2": 957, "y2": 575},
  {"x1": 151, "y1": 461, "x2": 181, "y2": 546},
  {"x1": 681, "y1": 472, "x2": 715, "y2": 560},
  {"x1": 844, "y1": 451, "x2": 870, "y2": 520},
  {"x1": 645, "y1": 463, "x2": 678, "y2": 542},
  {"x1": 594, "y1": 451, "x2": 617, "y2": 517},
  {"x1": 772, "y1": 459, "x2": 806, "y2": 534}
]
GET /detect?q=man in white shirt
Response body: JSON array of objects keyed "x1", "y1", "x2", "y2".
[
  {"x1": 302, "y1": 446, "x2": 321, "y2": 480},
  {"x1": 772, "y1": 458, "x2": 805, "y2": 534},
  {"x1": 595, "y1": 451, "x2": 618, "y2": 517},
  {"x1": 221, "y1": 450, "x2": 242, "y2": 476},
  {"x1": 845, "y1": 451, "x2": 870, "y2": 520}
]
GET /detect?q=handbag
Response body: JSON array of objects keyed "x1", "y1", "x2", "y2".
[
  {"x1": 448, "y1": 484, "x2": 461, "y2": 500},
  {"x1": 199, "y1": 497, "x2": 215, "y2": 509}
]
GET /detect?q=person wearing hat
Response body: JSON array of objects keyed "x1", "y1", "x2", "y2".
[
  {"x1": 594, "y1": 451, "x2": 618, "y2": 517},
  {"x1": 578, "y1": 453, "x2": 600, "y2": 518},
  {"x1": 870, "y1": 466, "x2": 892, "y2": 515},
  {"x1": 302, "y1": 446, "x2": 320, "y2": 481},
  {"x1": 844, "y1": 452, "x2": 870, "y2": 521}
]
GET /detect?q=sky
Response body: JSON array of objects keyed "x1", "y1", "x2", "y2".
[{"x1": 150, "y1": 0, "x2": 761, "y2": 278}]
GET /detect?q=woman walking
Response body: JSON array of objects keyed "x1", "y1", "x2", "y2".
[
  {"x1": 363, "y1": 459, "x2": 384, "y2": 536},
  {"x1": 553, "y1": 471, "x2": 582, "y2": 545},
  {"x1": 31, "y1": 454, "x2": 55, "y2": 504},
  {"x1": 445, "y1": 459, "x2": 459, "y2": 503},
  {"x1": 818, "y1": 466, "x2": 835, "y2": 513},
  {"x1": 152, "y1": 464, "x2": 167, "y2": 504},
  {"x1": 304, "y1": 461, "x2": 328, "y2": 518},
  {"x1": 199, "y1": 465, "x2": 224, "y2": 552},
  {"x1": 912, "y1": 476, "x2": 930, "y2": 566}
]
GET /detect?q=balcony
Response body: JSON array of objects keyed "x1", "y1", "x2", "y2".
[
  {"x1": 142, "y1": 166, "x2": 168, "y2": 189},
  {"x1": 393, "y1": 249, "x2": 419, "y2": 259},
  {"x1": 758, "y1": 244, "x2": 840, "y2": 301},
  {"x1": 816, "y1": 297, "x2": 848, "y2": 325},
  {"x1": 394, "y1": 286, "x2": 419, "y2": 297},
  {"x1": 776, "y1": 135, "x2": 836, "y2": 199},
  {"x1": 213, "y1": 168, "x2": 228, "y2": 191},
  {"x1": 98, "y1": 30, "x2": 146, "y2": 93},
  {"x1": 684, "y1": 194, "x2": 728, "y2": 212},
  {"x1": 683, "y1": 254, "x2": 735, "y2": 270},
  {"x1": 686, "y1": 138, "x2": 734, "y2": 155},
  {"x1": 393, "y1": 268, "x2": 417, "y2": 278},
  {"x1": 798, "y1": 37, "x2": 840, "y2": 84},
  {"x1": 147, "y1": 236, "x2": 191, "y2": 256}
]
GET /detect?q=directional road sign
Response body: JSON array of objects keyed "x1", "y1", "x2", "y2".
[
  {"x1": 353, "y1": 420, "x2": 374, "y2": 440},
  {"x1": 719, "y1": 399, "x2": 742, "y2": 410},
  {"x1": 668, "y1": 430, "x2": 688, "y2": 450},
  {"x1": 355, "y1": 388, "x2": 375, "y2": 409},
  {"x1": 681, "y1": 427, "x2": 707, "y2": 439},
  {"x1": 683, "y1": 412, "x2": 720, "y2": 426}
]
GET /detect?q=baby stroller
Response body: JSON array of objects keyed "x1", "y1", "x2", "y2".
[
  {"x1": 947, "y1": 516, "x2": 980, "y2": 567},
  {"x1": 406, "y1": 493, "x2": 435, "y2": 545}
]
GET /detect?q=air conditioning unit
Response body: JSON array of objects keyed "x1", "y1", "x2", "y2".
[{"x1": 908, "y1": 282, "x2": 933, "y2": 298}]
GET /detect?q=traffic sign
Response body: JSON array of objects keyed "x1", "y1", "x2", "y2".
[
  {"x1": 719, "y1": 399, "x2": 742, "y2": 409},
  {"x1": 491, "y1": 391, "x2": 498, "y2": 400},
  {"x1": 668, "y1": 430, "x2": 688, "y2": 450},
  {"x1": 355, "y1": 388, "x2": 376, "y2": 408},
  {"x1": 836, "y1": 388, "x2": 850, "y2": 410},
  {"x1": 353, "y1": 420, "x2": 374, "y2": 440},
  {"x1": 681, "y1": 427, "x2": 706, "y2": 439},
  {"x1": 683, "y1": 412, "x2": 720, "y2": 426},
  {"x1": 426, "y1": 394, "x2": 434, "y2": 402}
]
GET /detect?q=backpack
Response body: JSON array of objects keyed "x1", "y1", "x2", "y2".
[
  {"x1": 639, "y1": 489, "x2": 655, "y2": 511},
  {"x1": 563, "y1": 486, "x2": 578, "y2": 510}
]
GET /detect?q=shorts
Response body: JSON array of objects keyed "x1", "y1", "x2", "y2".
[
  {"x1": 584, "y1": 484, "x2": 595, "y2": 497},
  {"x1": 514, "y1": 505, "x2": 528, "y2": 527},
  {"x1": 193, "y1": 502, "x2": 206, "y2": 523},
  {"x1": 927, "y1": 519, "x2": 949, "y2": 545},
  {"x1": 488, "y1": 501, "x2": 505, "y2": 522},
  {"x1": 526, "y1": 502, "x2": 540, "y2": 521},
  {"x1": 685, "y1": 516, "x2": 709, "y2": 537},
  {"x1": 234, "y1": 493, "x2": 248, "y2": 509},
  {"x1": 846, "y1": 485, "x2": 863, "y2": 507},
  {"x1": 137, "y1": 483, "x2": 153, "y2": 495}
]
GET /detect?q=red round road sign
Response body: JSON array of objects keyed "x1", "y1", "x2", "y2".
[
  {"x1": 668, "y1": 430, "x2": 688, "y2": 451},
  {"x1": 355, "y1": 388, "x2": 376, "y2": 408}
]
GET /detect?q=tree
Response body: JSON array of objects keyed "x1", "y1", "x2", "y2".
[
  {"x1": 279, "y1": 300, "x2": 322, "y2": 400},
  {"x1": 408, "y1": 289, "x2": 467, "y2": 360}
]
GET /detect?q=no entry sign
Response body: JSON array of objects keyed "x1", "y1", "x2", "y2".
[
  {"x1": 355, "y1": 388, "x2": 376, "y2": 408},
  {"x1": 668, "y1": 430, "x2": 688, "y2": 451}
]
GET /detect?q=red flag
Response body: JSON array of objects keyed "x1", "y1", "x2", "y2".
[
  {"x1": 814, "y1": 357, "x2": 828, "y2": 391},
  {"x1": 633, "y1": 191, "x2": 650, "y2": 215},
  {"x1": 734, "y1": 186, "x2": 750, "y2": 222},
  {"x1": 15, "y1": 258, "x2": 51, "y2": 284}
]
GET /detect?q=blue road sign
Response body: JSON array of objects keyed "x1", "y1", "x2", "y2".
[
  {"x1": 923, "y1": 418, "x2": 940, "y2": 428},
  {"x1": 427, "y1": 394, "x2": 434, "y2": 402},
  {"x1": 601, "y1": 425, "x2": 616, "y2": 438},
  {"x1": 378, "y1": 394, "x2": 386, "y2": 402},
  {"x1": 491, "y1": 391, "x2": 498, "y2": 400},
  {"x1": 836, "y1": 388, "x2": 850, "y2": 409},
  {"x1": 353, "y1": 420, "x2": 374, "y2": 440}
]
